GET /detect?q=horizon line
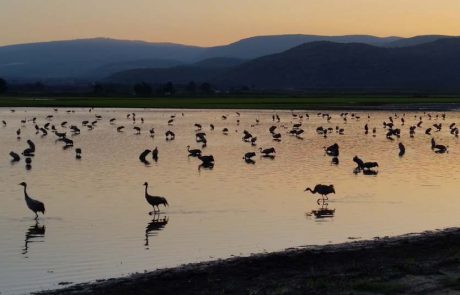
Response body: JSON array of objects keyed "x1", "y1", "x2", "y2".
[{"x1": 0, "y1": 33, "x2": 456, "y2": 48}]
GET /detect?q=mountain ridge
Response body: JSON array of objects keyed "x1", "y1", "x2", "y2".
[{"x1": 0, "y1": 34, "x2": 455, "y2": 80}]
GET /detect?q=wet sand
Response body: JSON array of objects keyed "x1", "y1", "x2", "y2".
[{"x1": 39, "y1": 227, "x2": 460, "y2": 294}]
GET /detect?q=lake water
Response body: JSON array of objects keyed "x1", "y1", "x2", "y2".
[{"x1": 1, "y1": 107, "x2": 460, "y2": 294}]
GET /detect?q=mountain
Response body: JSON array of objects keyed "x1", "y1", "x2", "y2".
[
  {"x1": 192, "y1": 57, "x2": 246, "y2": 68},
  {"x1": 108, "y1": 57, "x2": 245, "y2": 84},
  {"x1": 0, "y1": 35, "x2": 456, "y2": 81},
  {"x1": 386, "y1": 35, "x2": 452, "y2": 47},
  {"x1": 197, "y1": 34, "x2": 401, "y2": 60},
  {"x1": 214, "y1": 38, "x2": 460, "y2": 92},
  {"x1": 87, "y1": 58, "x2": 185, "y2": 78},
  {"x1": 0, "y1": 38, "x2": 204, "y2": 79}
]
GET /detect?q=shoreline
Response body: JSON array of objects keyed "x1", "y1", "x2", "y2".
[
  {"x1": 39, "y1": 227, "x2": 460, "y2": 294},
  {"x1": 3, "y1": 96, "x2": 460, "y2": 111},
  {"x1": 2, "y1": 103, "x2": 460, "y2": 112}
]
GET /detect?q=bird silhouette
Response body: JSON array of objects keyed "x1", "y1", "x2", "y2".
[
  {"x1": 398, "y1": 143, "x2": 406, "y2": 157},
  {"x1": 139, "y1": 149, "x2": 151, "y2": 164},
  {"x1": 187, "y1": 145, "x2": 201, "y2": 157},
  {"x1": 144, "y1": 182, "x2": 168, "y2": 213},
  {"x1": 19, "y1": 182, "x2": 45, "y2": 219},
  {"x1": 152, "y1": 147, "x2": 159, "y2": 161},
  {"x1": 10, "y1": 151, "x2": 20, "y2": 162},
  {"x1": 243, "y1": 152, "x2": 256, "y2": 160},
  {"x1": 75, "y1": 148, "x2": 82, "y2": 159},
  {"x1": 431, "y1": 138, "x2": 448, "y2": 153},
  {"x1": 259, "y1": 147, "x2": 276, "y2": 156},
  {"x1": 353, "y1": 156, "x2": 378, "y2": 171},
  {"x1": 324, "y1": 143, "x2": 339, "y2": 157},
  {"x1": 304, "y1": 184, "x2": 335, "y2": 205},
  {"x1": 165, "y1": 130, "x2": 175, "y2": 140}
]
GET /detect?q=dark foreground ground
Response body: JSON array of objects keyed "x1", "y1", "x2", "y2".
[
  {"x1": 3, "y1": 96, "x2": 460, "y2": 110},
  {"x1": 40, "y1": 228, "x2": 460, "y2": 295}
]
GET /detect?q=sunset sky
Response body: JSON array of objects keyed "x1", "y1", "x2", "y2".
[{"x1": 1, "y1": 0, "x2": 460, "y2": 47}]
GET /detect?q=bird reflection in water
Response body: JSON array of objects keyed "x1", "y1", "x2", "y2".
[
  {"x1": 22, "y1": 220, "x2": 46, "y2": 256},
  {"x1": 244, "y1": 158, "x2": 256, "y2": 165},
  {"x1": 145, "y1": 213, "x2": 169, "y2": 247},
  {"x1": 198, "y1": 162, "x2": 214, "y2": 171},
  {"x1": 306, "y1": 199, "x2": 335, "y2": 219}
]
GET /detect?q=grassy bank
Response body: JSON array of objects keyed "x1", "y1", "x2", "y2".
[
  {"x1": 40, "y1": 228, "x2": 460, "y2": 294},
  {"x1": 3, "y1": 96, "x2": 460, "y2": 109}
]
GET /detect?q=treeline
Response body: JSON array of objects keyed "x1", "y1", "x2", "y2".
[
  {"x1": 0, "y1": 78, "x2": 245, "y2": 97},
  {"x1": 0, "y1": 78, "x2": 7, "y2": 94}
]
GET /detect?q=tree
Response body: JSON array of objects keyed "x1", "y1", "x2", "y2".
[
  {"x1": 163, "y1": 82, "x2": 175, "y2": 96},
  {"x1": 0, "y1": 78, "x2": 7, "y2": 94},
  {"x1": 200, "y1": 82, "x2": 212, "y2": 94},
  {"x1": 33, "y1": 81, "x2": 45, "y2": 92},
  {"x1": 186, "y1": 81, "x2": 197, "y2": 95},
  {"x1": 93, "y1": 83, "x2": 105, "y2": 96},
  {"x1": 133, "y1": 82, "x2": 152, "y2": 97}
]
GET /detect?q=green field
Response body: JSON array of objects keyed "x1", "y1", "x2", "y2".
[{"x1": 2, "y1": 96, "x2": 460, "y2": 109}]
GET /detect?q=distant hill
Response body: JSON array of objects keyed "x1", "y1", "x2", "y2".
[
  {"x1": 214, "y1": 38, "x2": 460, "y2": 92},
  {"x1": 0, "y1": 35, "x2": 457, "y2": 81},
  {"x1": 386, "y1": 35, "x2": 453, "y2": 47},
  {"x1": 108, "y1": 57, "x2": 245, "y2": 84},
  {"x1": 192, "y1": 57, "x2": 246, "y2": 68},
  {"x1": 197, "y1": 34, "x2": 401, "y2": 60},
  {"x1": 0, "y1": 38, "x2": 203, "y2": 79},
  {"x1": 87, "y1": 58, "x2": 185, "y2": 78}
]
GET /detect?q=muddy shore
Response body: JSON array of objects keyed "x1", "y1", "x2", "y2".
[{"x1": 39, "y1": 228, "x2": 460, "y2": 294}]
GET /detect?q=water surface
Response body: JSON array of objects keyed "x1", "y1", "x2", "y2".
[{"x1": 1, "y1": 108, "x2": 459, "y2": 294}]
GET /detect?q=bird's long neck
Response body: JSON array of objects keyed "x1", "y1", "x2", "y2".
[
  {"x1": 144, "y1": 185, "x2": 148, "y2": 197},
  {"x1": 306, "y1": 188, "x2": 314, "y2": 193},
  {"x1": 23, "y1": 186, "x2": 30, "y2": 200}
]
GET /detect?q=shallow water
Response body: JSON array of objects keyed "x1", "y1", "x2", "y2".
[{"x1": 1, "y1": 107, "x2": 460, "y2": 294}]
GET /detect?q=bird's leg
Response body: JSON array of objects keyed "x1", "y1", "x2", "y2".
[{"x1": 34, "y1": 212, "x2": 38, "y2": 220}]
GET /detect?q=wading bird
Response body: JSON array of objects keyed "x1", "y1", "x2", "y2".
[
  {"x1": 398, "y1": 143, "x2": 405, "y2": 157},
  {"x1": 243, "y1": 152, "x2": 256, "y2": 160},
  {"x1": 139, "y1": 149, "x2": 151, "y2": 164},
  {"x1": 75, "y1": 148, "x2": 82, "y2": 159},
  {"x1": 431, "y1": 138, "x2": 448, "y2": 153},
  {"x1": 187, "y1": 145, "x2": 201, "y2": 157},
  {"x1": 19, "y1": 182, "x2": 45, "y2": 219},
  {"x1": 259, "y1": 147, "x2": 276, "y2": 156},
  {"x1": 152, "y1": 147, "x2": 159, "y2": 161},
  {"x1": 325, "y1": 143, "x2": 339, "y2": 157},
  {"x1": 304, "y1": 184, "x2": 335, "y2": 205},
  {"x1": 143, "y1": 182, "x2": 168, "y2": 213},
  {"x1": 353, "y1": 156, "x2": 379, "y2": 171},
  {"x1": 10, "y1": 151, "x2": 20, "y2": 162}
]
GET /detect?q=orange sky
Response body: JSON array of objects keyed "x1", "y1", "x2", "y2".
[{"x1": 1, "y1": 0, "x2": 460, "y2": 46}]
